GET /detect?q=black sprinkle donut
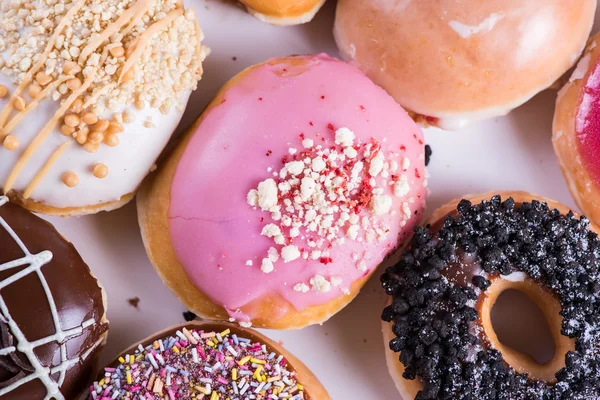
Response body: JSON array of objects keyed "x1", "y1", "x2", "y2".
[{"x1": 381, "y1": 192, "x2": 600, "y2": 400}]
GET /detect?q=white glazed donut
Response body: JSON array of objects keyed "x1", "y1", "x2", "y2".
[
  {"x1": 0, "y1": 0, "x2": 208, "y2": 216},
  {"x1": 334, "y1": 0, "x2": 596, "y2": 130}
]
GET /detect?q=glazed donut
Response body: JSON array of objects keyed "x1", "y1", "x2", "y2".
[
  {"x1": 88, "y1": 321, "x2": 330, "y2": 399},
  {"x1": 0, "y1": 0, "x2": 208, "y2": 216},
  {"x1": 553, "y1": 32, "x2": 600, "y2": 228},
  {"x1": 239, "y1": 0, "x2": 326, "y2": 26},
  {"x1": 0, "y1": 196, "x2": 108, "y2": 399},
  {"x1": 334, "y1": 0, "x2": 596, "y2": 130},
  {"x1": 137, "y1": 54, "x2": 427, "y2": 329},
  {"x1": 381, "y1": 191, "x2": 600, "y2": 399}
]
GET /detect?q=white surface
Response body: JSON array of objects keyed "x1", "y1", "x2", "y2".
[{"x1": 42, "y1": 1, "x2": 597, "y2": 399}]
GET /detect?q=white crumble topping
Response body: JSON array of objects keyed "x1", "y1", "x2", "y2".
[
  {"x1": 347, "y1": 225, "x2": 359, "y2": 240},
  {"x1": 293, "y1": 283, "x2": 310, "y2": 293},
  {"x1": 370, "y1": 195, "x2": 393, "y2": 216},
  {"x1": 310, "y1": 275, "x2": 331, "y2": 293},
  {"x1": 402, "y1": 157, "x2": 411, "y2": 171},
  {"x1": 267, "y1": 247, "x2": 280, "y2": 262},
  {"x1": 245, "y1": 260, "x2": 253, "y2": 266},
  {"x1": 261, "y1": 258, "x2": 274, "y2": 274},
  {"x1": 261, "y1": 224, "x2": 282, "y2": 238},
  {"x1": 302, "y1": 138, "x2": 314, "y2": 148},
  {"x1": 256, "y1": 179, "x2": 278, "y2": 210},
  {"x1": 394, "y1": 175, "x2": 410, "y2": 198},
  {"x1": 245, "y1": 127, "x2": 420, "y2": 289},
  {"x1": 281, "y1": 245, "x2": 301, "y2": 263},
  {"x1": 344, "y1": 146, "x2": 358, "y2": 159},
  {"x1": 246, "y1": 189, "x2": 258, "y2": 207},
  {"x1": 369, "y1": 151, "x2": 385, "y2": 177},
  {"x1": 402, "y1": 203, "x2": 412, "y2": 219},
  {"x1": 357, "y1": 260, "x2": 367, "y2": 272},
  {"x1": 330, "y1": 276, "x2": 342, "y2": 287},
  {"x1": 311, "y1": 157, "x2": 326, "y2": 172},
  {"x1": 300, "y1": 177, "x2": 316, "y2": 200},
  {"x1": 334, "y1": 127, "x2": 355, "y2": 147},
  {"x1": 285, "y1": 161, "x2": 304, "y2": 176}
]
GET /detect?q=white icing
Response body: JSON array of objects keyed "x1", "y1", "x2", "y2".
[
  {"x1": 372, "y1": 0, "x2": 411, "y2": 13},
  {"x1": 501, "y1": 272, "x2": 527, "y2": 282},
  {"x1": 514, "y1": 9, "x2": 555, "y2": 68},
  {"x1": 449, "y1": 13, "x2": 504, "y2": 39},
  {"x1": 0, "y1": 196, "x2": 101, "y2": 398},
  {"x1": 570, "y1": 53, "x2": 592, "y2": 83},
  {"x1": 0, "y1": 74, "x2": 188, "y2": 209}
]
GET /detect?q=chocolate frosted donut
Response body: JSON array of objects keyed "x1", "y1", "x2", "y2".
[
  {"x1": 89, "y1": 322, "x2": 329, "y2": 399},
  {"x1": 381, "y1": 192, "x2": 600, "y2": 399},
  {"x1": 0, "y1": 196, "x2": 108, "y2": 399}
]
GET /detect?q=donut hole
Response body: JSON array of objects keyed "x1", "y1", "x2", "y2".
[{"x1": 490, "y1": 289, "x2": 555, "y2": 365}]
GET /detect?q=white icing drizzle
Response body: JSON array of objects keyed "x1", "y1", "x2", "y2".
[
  {"x1": 449, "y1": 13, "x2": 504, "y2": 39},
  {"x1": 0, "y1": 196, "x2": 101, "y2": 399}
]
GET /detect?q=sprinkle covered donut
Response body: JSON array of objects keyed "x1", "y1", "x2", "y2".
[
  {"x1": 89, "y1": 322, "x2": 330, "y2": 399},
  {"x1": 382, "y1": 192, "x2": 600, "y2": 399},
  {"x1": 0, "y1": 0, "x2": 208, "y2": 216},
  {"x1": 138, "y1": 54, "x2": 427, "y2": 329},
  {"x1": 0, "y1": 196, "x2": 109, "y2": 399}
]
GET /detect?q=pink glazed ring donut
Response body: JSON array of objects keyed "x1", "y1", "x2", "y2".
[{"x1": 137, "y1": 54, "x2": 427, "y2": 329}]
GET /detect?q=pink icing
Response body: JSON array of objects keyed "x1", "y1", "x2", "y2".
[
  {"x1": 576, "y1": 58, "x2": 600, "y2": 185},
  {"x1": 168, "y1": 54, "x2": 427, "y2": 320}
]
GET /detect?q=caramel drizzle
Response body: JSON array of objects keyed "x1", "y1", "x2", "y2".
[
  {"x1": 2, "y1": 76, "x2": 73, "y2": 135},
  {"x1": 1, "y1": 0, "x2": 182, "y2": 199},
  {"x1": 23, "y1": 142, "x2": 71, "y2": 199},
  {"x1": 119, "y1": 9, "x2": 183, "y2": 83},
  {"x1": 3, "y1": 71, "x2": 97, "y2": 194},
  {"x1": 82, "y1": 83, "x2": 116, "y2": 110},
  {"x1": 77, "y1": 0, "x2": 158, "y2": 65},
  {"x1": 113, "y1": 0, "x2": 160, "y2": 44}
]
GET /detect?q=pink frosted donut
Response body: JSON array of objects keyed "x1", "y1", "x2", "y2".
[
  {"x1": 554, "y1": 32, "x2": 600, "y2": 228},
  {"x1": 137, "y1": 54, "x2": 427, "y2": 329}
]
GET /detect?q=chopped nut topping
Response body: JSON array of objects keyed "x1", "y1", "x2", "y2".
[
  {"x1": 0, "y1": 84, "x2": 9, "y2": 98},
  {"x1": 3, "y1": 135, "x2": 18, "y2": 150},
  {"x1": 82, "y1": 112, "x2": 98, "y2": 125},
  {"x1": 61, "y1": 171, "x2": 78, "y2": 187},
  {"x1": 64, "y1": 114, "x2": 80, "y2": 127},
  {"x1": 13, "y1": 96, "x2": 26, "y2": 111},
  {"x1": 0, "y1": 0, "x2": 208, "y2": 149},
  {"x1": 92, "y1": 163, "x2": 109, "y2": 179}
]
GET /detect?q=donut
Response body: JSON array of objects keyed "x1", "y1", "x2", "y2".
[
  {"x1": 553, "y1": 32, "x2": 600, "y2": 228},
  {"x1": 88, "y1": 321, "x2": 330, "y2": 399},
  {"x1": 381, "y1": 191, "x2": 600, "y2": 399},
  {"x1": 0, "y1": 196, "x2": 109, "y2": 399},
  {"x1": 333, "y1": 0, "x2": 596, "y2": 130},
  {"x1": 137, "y1": 54, "x2": 428, "y2": 329},
  {"x1": 0, "y1": 0, "x2": 208, "y2": 216},
  {"x1": 239, "y1": 0, "x2": 326, "y2": 25}
]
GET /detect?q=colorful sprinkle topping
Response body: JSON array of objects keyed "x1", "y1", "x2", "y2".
[{"x1": 89, "y1": 327, "x2": 306, "y2": 400}]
